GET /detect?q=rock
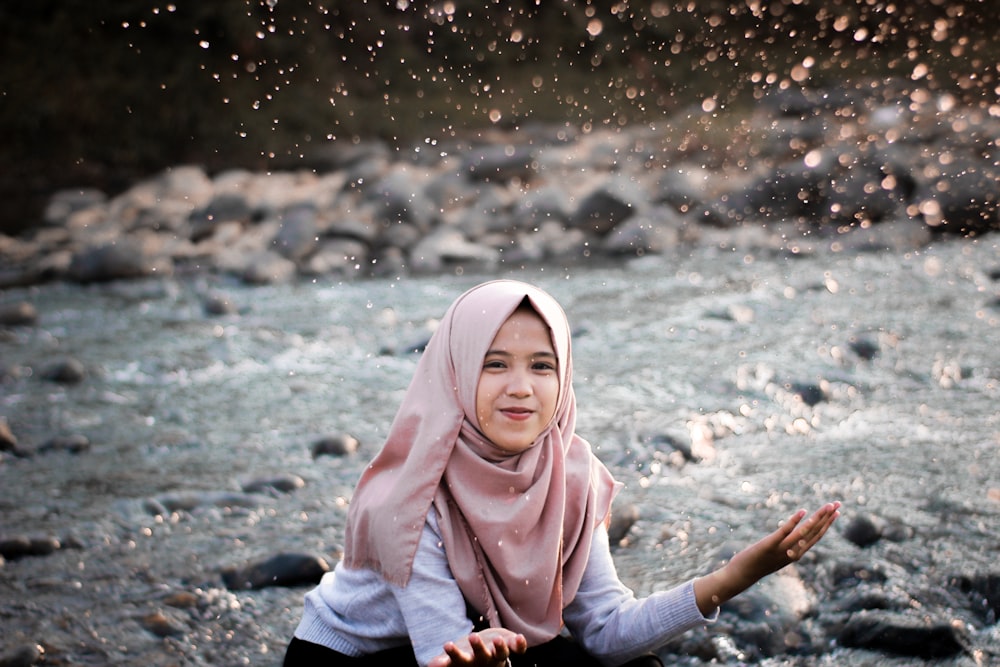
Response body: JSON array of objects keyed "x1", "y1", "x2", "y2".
[
  {"x1": 139, "y1": 609, "x2": 188, "y2": 638},
  {"x1": 837, "y1": 609, "x2": 969, "y2": 658},
  {"x1": 300, "y1": 237, "x2": 369, "y2": 278},
  {"x1": 241, "y1": 474, "x2": 306, "y2": 495},
  {"x1": 569, "y1": 176, "x2": 644, "y2": 236},
  {"x1": 241, "y1": 250, "x2": 297, "y2": 285},
  {"x1": 37, "y1": 434, "x2": 91, "y2": 455},
  {"x1": 148, "y1": 491, "x2": 265, "y2": 515},
  {"x1": 271, "y1": 204, "x2": 320, "y2": 260},
  {"x1": 0, "y1": 418, "x2": 18, "y2": 452},
  {"x1": 202, "y1": 292, "x2": 239, "y2": 316},
  {"x1": 367, "y1": 167, "x2": 435, "y2": 231},
  {"x1": 842, "y1": 513, "x2": 885, "y2": 548},
  {"x1": 67, "y1": 239, "x2": 172, "y2": 283},
  {"x1": 0, "y1": 535, "x2": 61, "y2": 560},
  {"x1": 40, "y1": 357, "x2": 87, "y2": 384},
  {"x1": 514, "y1": 185, "x2": 572, "y2": 228},
  {"x1": 43, "y1": 188, "x2": 107, "y2": 226},
  {"x1": 608, "y1": 503, "x2": 640, "y2": 544},
  {"x1": 788, "y1": 381, "x2": 827, "y2": 406},
  {"x1": 0, "y1": 302, "x2": 38, "y2": 326},
  {"x1": 409, "y1": 228, "x2": 499, "y2": 274},
  {"x1": 600, "y1": 207, "x2": 683, "y2": 256},
  {"x1": 712, "y1": 547, "x2": 820, "y2": 659},
  {"x1": 848, "y1": 336, "x2": 880, "y2": 360},
  {"x1": 221, "y1": 552, "x2": 331, "y2": 590},
  {"x1": 312, "y1": 434, "x2": 360, "y2": 458},
  {"x1": 0, "y1": 643, "x2": 44, "y2": 667},
  {"x1": 950, "y1": 572, "x2": 1000, "y2": 625},
  {"x1": 462, "y1": 142, "x2": 537, "y2": 181}
]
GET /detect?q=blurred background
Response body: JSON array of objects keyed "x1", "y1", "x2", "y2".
[{"x1": 2, "y1": 0, "x2": 994, "y2": 235}]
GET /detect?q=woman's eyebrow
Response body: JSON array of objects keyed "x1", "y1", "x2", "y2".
[{"x1": 484, "y1": 349, "x2": 556, "y2": 359}]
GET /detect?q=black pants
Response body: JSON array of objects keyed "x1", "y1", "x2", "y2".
[{"x1": 283, "y1": 636, "x2": 663, "y2": 666}]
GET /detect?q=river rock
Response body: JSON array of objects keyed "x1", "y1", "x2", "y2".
[
  {"x1": 951, "y1": 572, "x2": 1000, "y2": 625},
  {"x1": 139, "y1": 609, "x2": 188, "y2": 639},
  {"x1": 146, "y1": 491, "x2": 266, "y2": 516},
  {"x1": 40, "y1": 357, "x2": 86, "y2": 384},
  {"x1": 271, "y1": 204, "x2": 321, "y2": 260},
  {"x1": 842, "y1": 512, "x2": 885, "y2": 548},
  {"x1": 0, "y1": 302, "x2": 38, "y2": 327},
  {"x1": 0, "y1": 418, "x2": 18, "y2": 452},
  {"x1": 0, "y1": 535, "x2": 61, "y2": 560},
  {"x1": 0, "y1": 643, "x2": 44, "y2": 667},
  {"x1": 311, "y1": 433, "x2": 360, "y2": 458},
  {"x1": 837, "y1": 609, "x2": 969, "y2": 658},
  {"x1": 221, "y1": 552, "x2": 331, "y2": 590},
  {"x1": 67, "y1": 238, "x2": 172, "y2": 283},
  {"x1": 36, "y1": 434, "x2": 91, "y2": 455},
  {"x1": 608, "y1": 503, "x2": 640, "y2": 545},
  {"x1": 202, "y1": 292, "x2": 240, "y2": 316},
  {"x1": 241, "y1": 250, "x2": 297, "y2": 285},
  {"x1": 241, "y1": 474, "x2": 306, "y2": 495}
]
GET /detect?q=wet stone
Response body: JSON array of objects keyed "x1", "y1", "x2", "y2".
[
  {"x1": 202, "y1": 292, "x2": 240, "y2": 316},
  {"x1": 241, "y1": 473, "x2": 306, "y2": 495},
  {"x1": 139, "y1": 610, "x2": 188, "y2": 639},
  {"x1": 0, "y1": 643, "x2": 45, "y2": 667},
  {"x1": 40, "y1": 357, "x2": 86, "y2": 384},
  {"x1": 37, "y1": 434, "x2": 91, "y2": 455},
  {"x1": 842, "y1": 513, "x2": 885, "y2": 548},
  {"x1": 0, "y1": 535, "x2": 61, "y2": 560},
  {"x1": 0, "y1": 302, "x2": 38, "y2": 327},
  {"x1": 0, "y1": 418, "x2": 18, "y2": 452},
  {"x1": 837, "y1": 609, "x2": 969, "y2": 658},
  {"x1": 311, "y1": 434, "x2": 360, "y2": 458},
  {"x1": 221, "y1": 552, "x2": 331, "y2": 590}
]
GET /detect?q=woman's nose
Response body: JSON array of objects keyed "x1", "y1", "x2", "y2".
[{"x1": 505, "y1": 369, "x2": 532, "y2": 396}]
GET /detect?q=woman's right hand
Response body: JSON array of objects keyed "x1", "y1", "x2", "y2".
[{"x1": 428, "y1": 628, "x2": 528, "y2": 667}]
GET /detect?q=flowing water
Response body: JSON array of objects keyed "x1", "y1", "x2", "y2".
[{"x1": 1, "y1": 238, "x2": 998, "y2": 665}]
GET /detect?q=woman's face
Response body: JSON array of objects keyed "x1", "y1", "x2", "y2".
[{"x1": 475, "y1": 307, "x2": 559, "y2": 454}]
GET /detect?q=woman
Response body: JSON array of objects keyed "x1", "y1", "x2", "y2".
[{"x1": 284, "y1": 280, "x2": 840, "y2": 667}]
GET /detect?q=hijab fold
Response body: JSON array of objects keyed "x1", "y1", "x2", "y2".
[{"x1": 343, "y1": 280, "x2": 620, "y2": 645}]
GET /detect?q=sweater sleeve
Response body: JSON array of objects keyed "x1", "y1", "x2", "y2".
[
  {"x1": 389, "y1": 513, "x2": 476, "y2": 667},
  {"x1": 562, "y1": 525, "x2": 717, "y2": 666}
]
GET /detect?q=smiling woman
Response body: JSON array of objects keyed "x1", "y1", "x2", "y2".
[{"x1": 282, "y1": 279, "x2": 839, "y2": 667}]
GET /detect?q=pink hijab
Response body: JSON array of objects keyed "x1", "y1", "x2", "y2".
[{"x1": 342, "y1": 280, "x2": 620, "y2": 645}]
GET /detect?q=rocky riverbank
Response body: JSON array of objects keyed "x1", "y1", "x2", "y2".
[{"x1": 1, "y1": 82, "x2": 998, "y2": 291}]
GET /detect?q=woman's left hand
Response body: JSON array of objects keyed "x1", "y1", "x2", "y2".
[
  {"x1": 694, "y1": 501, "x2": 841, "y2": 615},
  {"x1": 428, "y1": 628, "x2": 528, "y2": 667}
]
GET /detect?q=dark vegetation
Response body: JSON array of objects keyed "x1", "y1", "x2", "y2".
[{"x1": 0, "y1": 0, "x2": 994, "y2": 234}]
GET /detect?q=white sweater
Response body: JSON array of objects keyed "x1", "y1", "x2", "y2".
[{"x1": 294, "y1": 512, "x2": 713, "y2": 666}]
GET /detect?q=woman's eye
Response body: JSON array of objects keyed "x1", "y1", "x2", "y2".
[
  {"x1": 483, "y1": 360, "x2": 505, "y2": 369},
  {"x1": 533, "y1": 362, "x2": 556, "y2": 371}
]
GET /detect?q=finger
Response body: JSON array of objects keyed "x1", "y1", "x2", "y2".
[
  {"x1": 786, "y1": 504, "x2": 840, "y2": 555},
  {"x1": 490, "y1": 637, "x2": 509, "y2": 664},
  {"x1": 443, "y1": 641, "x2": 471, "y2": 664}
]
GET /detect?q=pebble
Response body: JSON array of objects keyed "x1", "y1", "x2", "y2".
[
  {"x1": 241, "y1": 474, "x2": 306, "y2": 495},
  {"x1": 40, "y1": 357, "x2": 86, "y2": 384},
  {"x1": 221, "y1": 552, "x2": 331, "y2": 590},
  {"x1": 0, "y1": 302, "x2": 37, "y2": 327},
  {"x1": 0, "y1": 644, "x2": 44, "y2": 667},
  {"x1": 0, "y1": 535, "x2": 61, "y2": 560},
  {"x1": 311, "y1": 433, "x2": 360, "y2": 458}
]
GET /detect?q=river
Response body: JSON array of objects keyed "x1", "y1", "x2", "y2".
[{"x1": 1, "y1": 237, "x2": 998, "y2": 665}]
